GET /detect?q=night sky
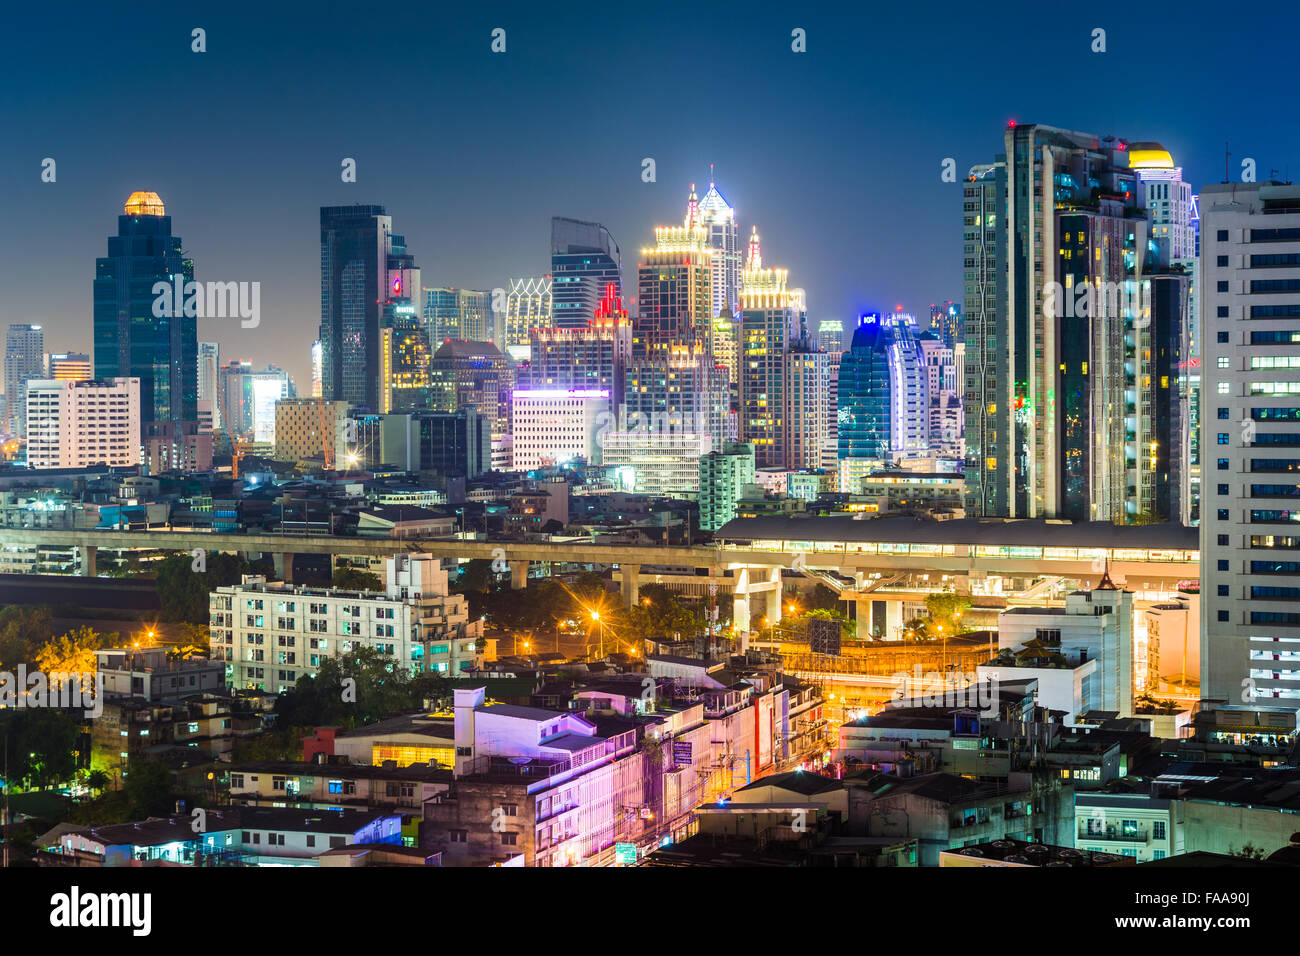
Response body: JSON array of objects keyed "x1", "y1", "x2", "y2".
[{"x1": 4, "y1": 0, "x2": 1295, "y2": 389}]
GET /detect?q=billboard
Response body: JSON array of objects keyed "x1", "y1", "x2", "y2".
[{"x1": 808, "y1": 617, "x2": 841, "y2": 656}]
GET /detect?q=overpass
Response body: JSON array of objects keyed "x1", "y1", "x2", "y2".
[{"x1": 0, "y1": 515, "x2": 1199, "y2": 635}]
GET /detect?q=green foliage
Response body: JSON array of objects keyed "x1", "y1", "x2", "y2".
[
  {"x1": 627, "y1": 585, "x2": 703, "y2": 643},
  {"x1": 0, "y1": 709, "x2": 81, "y2": 790},
  {"x1": 155, "y1": 552, "x2": 257, "y2": 624},
  {"x1": 799, "y1": 607, "x2": 857, "y2": 641},
  {"x1": 806, "y1": 584, "x2": 841, "y2": 613},
  {"x1": 455, "y1": 558, "x2": 495, "y2": 595},
  {"x1": 273, "y1": 646, "x2": 438, "y2": 731},
  {"x1": 0, "y1": 606, "x2": 57, "y2": 669},
  {"x1": 923, "y1": 593, "x2": 972, "y2": 635},
  {"x1": 85, "y1": 769, "x2": 111, "y2": 794},
  {"x1": 332, "y1": 566, "x2": 384, "y2": 591},
  {"x1": 122, "y1": 758, "x2": 178, "y2": 817}
]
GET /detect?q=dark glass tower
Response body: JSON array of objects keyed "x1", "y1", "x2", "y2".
[
  {"x1": 550, "y1": 217, "x2": 621, "y2": 328},
  {"x1": 93, "y1": 191, "x2": 196, "y2": 428},
  {"x1": 320, "y1": 204, "x2": 391, "y2": 410},
  {"x1": 836, "y1": 315, "x2": 894, "y2": 460}
]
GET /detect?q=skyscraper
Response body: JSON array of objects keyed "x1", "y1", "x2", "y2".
[
  {"x1": 635, "y1": 224, "x2": 714, "y2": 359},
  {"x1": 4, "y1": 323, "x2": 43, "y2": 437},
  {"x1": 319, "y1": 204, "x2": 418, "y2": 411},
  {"x1": 379, "y1": 298, "x2": 432, "y2": 413},
  {"x1": 423, "y1": 287, "x2": 493, "y2": 343},
  {"x1": 837, "y1": 313, "x2": 928, "y2": 464},
  {"x1": 692, "y1": 176, "x2": 743, "y2": 321},
  {"x1": 550, "y1": 218, "x2": 622, "y2": 329},
  {"x1": 738, "y1": 227, "x2": 808, "y2": 468},
  {"x1": 93, "y1": 191, "x2": 196, "y2": 432},
  {"x1": 964, "y1": 125, "x2": 1160, "y2": 521},
  {"x1": 504, "y1": 276, "x2": 552, "y2": 349},
  {"x1": 45, "y1": 352, "x2": 91, "y2": 382},
  {"x1": 1199, "y1": 181, "x2": 1300, "y2": 703},
  {"x1": 197, "y1": 341, "x2": 220, "y2": 431}
]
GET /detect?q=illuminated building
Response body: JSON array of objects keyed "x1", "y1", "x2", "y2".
[
  {"x1": 218, "y1": 362, "x2": 292, "y2": 443},
  {"x1": 817, "y1": 319, "x2": 844, "y2": 353},
  {"x1": 837, "y1": 313, "x2": 927, "y2": 463},
  {"x1": 1199, "y1": 181, "x2": 1300, "y2": 703},
  {"x1": 379, "y1": 299, "x2": 432, "y2": 413},
  {"x1": 311, "y1": 340, "x2": 323, "y2": 398},
  {"x1": 93, "y1": 192, "x2": 197, "y2": 434},
  {"x1": 272, "y1": 397, "x2": 350, "y2": 465},
  {"x1": 784, "y1": 349, "x2": 832, "y2": 470},
  {"x1": 600, "y1": 430, "x2": 709, "y2": 496},
  {"x1": 522, "y1": 283, "x2": 630, "y2": 418},
  {"x1": 698, "y1": 441, "x2": 756, "y2": 531},
  {"x1": 319, "y1": 205, "x2": 420, "y2": 411},
  {"x1": 210, "y1": 553, "x2": 477, "y2": 692},
  {"x1": 428, "y1": 340, "x2": 513, "y2": 436},
  {"x1": 510, "y1": 388, "x2": 609, "y2": 470},
  {"x1": 25, "y1": 377, "x2": 141, "y2": 469},
  {"x1": 622, "y1": 351, "x2": 731, "y2": 453},
  {"x1": 692, "y1": 176, "x2": 743, "y2": 385},
  {"x1": 550, "y1": 218, "x2": 622, "y2": 329},
  {"x1": 964, "y1": 125, "x2": 1156, "y2": 521},
  {"x1": 4, "y1": 323, "x2": 43, "y2": 436},
  {"x1": 635, "y1": 222, "x2": 714, "y2": 359},
  {"x1": 423, "y1": 287, "x2": 493, "y2": 343},
  {"x1": 739, "y1": 228, "x2": 815, "y2": 468},
  {"x1": 46, "y1": 351, "x2": 91, "y2": 382},
  {"x1": 504, "y1": 276, "x2": 552, "y2": 349}
]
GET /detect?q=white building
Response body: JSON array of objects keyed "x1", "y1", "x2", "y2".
[
  {"x1": 1074, "y1": 791, "x2": 1182, "y2": 863},
  {"x1": 977, "y1": 659, "x2": 1098, "y2": 726},
  {"x1": 601, "y1": 430, "x2": 708, "y2": 496},
  {"x1": 997, "y1": 581, "x2": 1134, "y2": 716},
  {"x1": 1199, "y1": 182, "x2": 1300, "y2": 702},
  {"x1": 510, "y1": 388, "x2": 608, "y2": 470},
  {"x1": 210, "y1": 553, "x2": 481, "y2": 692},
  {"x1": 24, "y1": 377, "x2": 140, "y2": 469}
]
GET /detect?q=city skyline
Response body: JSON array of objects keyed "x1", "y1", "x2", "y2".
[{"x1": 6, "y1": 2, "x2": 1297, "y2": 389}]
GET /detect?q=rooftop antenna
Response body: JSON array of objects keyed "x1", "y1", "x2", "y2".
[
  {"x1": 1224, "y1": 141, "x2": 1231, "y2": 184},
  {"x1": 709, "y1": 162, "x2": 715, "y2": 186}
]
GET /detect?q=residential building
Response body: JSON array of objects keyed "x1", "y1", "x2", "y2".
[
  {"x1": 698, "y1": 442, "x2": 756, "y2": 531},
  {"x1": 4, "y1": 324, "x2": 43, "y2": 437},
  {"x1": 24, "y1": 378, "x2": 140, "y2": 469}
]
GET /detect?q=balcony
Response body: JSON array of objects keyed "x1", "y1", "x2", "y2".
[{"x1": 1078, "y1": 824, "x2": 1149, "y2": 843}]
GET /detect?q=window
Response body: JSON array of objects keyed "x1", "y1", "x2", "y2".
[
  {"x1": 1218, "y1": 382, "x2": 1230, "y2": 394},
  {"x1": 1218, "y1": 509, "x2": 1230, "y2": 520},
  {"x1": 1218, "y1": 407, "x2": 1230, "y2": 419},
  {"x1": 1218, "y1": 433, "x2": 1230, "y2": 444},
  {"x1": 1219, "y1": 484, "x2": 1230, "y2": 495},
  {"x1": 1218, "y1": 610, "x2": 1230, "y2": 622},
  {"x1": 1218, "y1": 306, "x2": 1229, "y2": 318},
  {"x1": 1218, "y1": 585, "x2": 1229, "y2": 596},
  {"x1": 1217, "y1": 357, "x2": 1230, "y2": 368},
  {"x1": 1218, "y1": 560, "x2": 1229, "y2": 571},
  {"x1": 1218, "y1": 255, "x2": 1229, "y2": 267},
  {"x1": 1217, "y1": 281, "x2": 1229, "y2": 293},
  {"x1": 306, "y1": 835, "x2": 315, "y2": 847},
  {"x1": 1218, "y1": 535, "x2": 1229, "y2": 545},
  {"x1": 449, "y1": 830, "x2": 468, "y2": 843},
  {"x1": 1218, "y1": 331, "x2": 1229, "y2": 343},
  {"x1": 1218, "y1": 459, "x2": 1230, "y2": 470},
  {"x1": 501, "y1": 832, "x2": 518, "y2": 846},
  {"x1": 1218, "y1": 229, "x2": 1228, "y2": 241},
  {"x1": 329, "y1": 836, "x2": 345, "y2": 849}
]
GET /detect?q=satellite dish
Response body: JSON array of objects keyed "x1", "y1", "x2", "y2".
[{"x1": 508, "y1": 756, "x2": 532, "y2": 765}]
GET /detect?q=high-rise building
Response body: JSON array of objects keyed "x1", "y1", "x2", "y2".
[
  {"x1": 929, "y1": 301, "x2": 962, "y2": 349},
  {"x1": 550, "y1": 218, "x2": 622, "y2": 329},
  {"x1": 1199, "y1": 181, "x2": 1300, "y2": 703},
  {"x1": 379, "y1": 299, "x2": 431, "y2": 413},
  {"x1": 601, "y1": 430, "x2": 709, "y2": 496},
  {"x1": 622, "y1": 352, "x2": 730, "y2": 454},
  {"x1": 635, "y1": 224, "x2": 714, "y2": 359},
  {"x1": 521, "y1": 282, "x2": 630, "y2": 421},
  {"x1": 692, "y1": 176, "x2": 743, "y2": 322},
  {"x1": 93, "y1": 192, "x2": 196, "y2": 433},
  {"x1": 423, "y1": 288, "x2": 493, "y2": 344},
  {"x1": 698, "y1": 442, "x2": 756, "y2": 531},
  {"x1": 837, "y1": 313, "x2": 928, "y2": 463},
  {"x1": 4, "y1": 324, "x2": 44, "y2": 437},
  {"x1": 738, "y1": 229, "x2": 816, "y2": 468},
  {"x1": 25, "y1": 377, "x2": 140, "y2": 469},
  {"x1": 510, "y1": 388, "x2": 609, "y2": 470},
  {"x1": 428, "y1": 340, "x2": 513, "y2": 436},
  {"x1": 964, "y1": 126, "x2": 1161, "y2": 521},
  {"x1": 218, "y1": 362, "x2": 292, "y2": 443},
  {"x1": 197, "y1": 342, "x2": 220, "y2": 431},
  {"x1": 319, "y1": 204, "x2": 419, "y2": 411},
  {"x1": 273, "y1": 398, "x2": 351, "y2": 466},
  {"x1": 310, "y1": 341, "x2": 323, "y2": 398},
  {"x1": 504, "y1": 277, "x2": 552, "y2": 349},
  {"x1": 45, "y1": 352, "x2": 92, "y2": 382},
  {"x1": 817, "y1": 319, "x2": 845, "y2": 353}
]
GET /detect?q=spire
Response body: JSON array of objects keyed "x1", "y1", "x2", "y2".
[
  {"x1": 709, "y1": 162, "x2": 715, "y2": 187},
  {"x1": 685, "y1": 183, "x2": 700, "y2": 228},
  {"x1": 746, "y1": 224, "x2": 762, "y2": 270}
]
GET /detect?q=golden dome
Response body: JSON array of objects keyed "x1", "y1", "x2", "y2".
[
  {"x1": 124, "y1": 191, "x2": 165, "y2": 216},
  {"x1": 1126, "y1": 143, "x2": 1174, "y2": 170}
]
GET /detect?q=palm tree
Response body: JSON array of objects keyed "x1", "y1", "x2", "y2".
[{"x1": 85, "y1": 769, "x2": 110, "y2": 795}]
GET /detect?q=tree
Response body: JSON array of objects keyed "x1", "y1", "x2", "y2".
[
  {"x1": 123, "y1": 758, "x2": 178, "y2": 818},
  {"x1": 155, "y1": 552, "x2": 256, "y2": 623},
  {"x1": 35, "y1": 627, "x2": 107, "y2": 681},
  {"x1": 332, "y1": 566, "x2": 383, "y2": 591},
  {"x1": 455, "y1": 559, "x2": 495, "y2": 595},
  {"x1": 172, "y1": 622, "x2": 211, "y2": 657},
  {"x1": 0, "y1": 709, "x2": 81, "y2": 790},
  {"x1": 627, "y1": 585, "x2": 703, "y2": 644},
  {"x1": 924, "y1": 593, "x2": 972, "y2": 636},
  {"x1": 85, "y1": 769, "x2": 111, "y2": 795},
  {"x1": 0, "y1": 606, "x2": 56, "y2": 669}
]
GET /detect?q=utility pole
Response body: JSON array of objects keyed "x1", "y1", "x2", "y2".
[{"x1": 3, "y1": 734, "x2": 8, "y2": 869}]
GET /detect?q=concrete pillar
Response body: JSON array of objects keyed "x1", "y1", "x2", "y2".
[
  {"x1": 767, "y1": 567, "x2": 784, "y2": 624},
  {"x1": 620, "y1": 564, "x2": 640, "y2": 608},
  {"x1": 77, "y1": 545, "x2": 97, "y2": 577},
  {"x1": 274, "y1": 552, "x2": 295, "y2": 584},
  {"x1": 510, "y1": 560, "x2": 529, "y2": 590},
  {"x1": 732, "y1": 567, "x2": 751, "y2": 634},
  {"x1": 885, "y1": 599, "x2": 903, "y2": 640}
]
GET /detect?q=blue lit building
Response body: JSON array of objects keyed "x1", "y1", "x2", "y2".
[{"x1": 550, "y1": 218, "x2": 622, "y2": 328}]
